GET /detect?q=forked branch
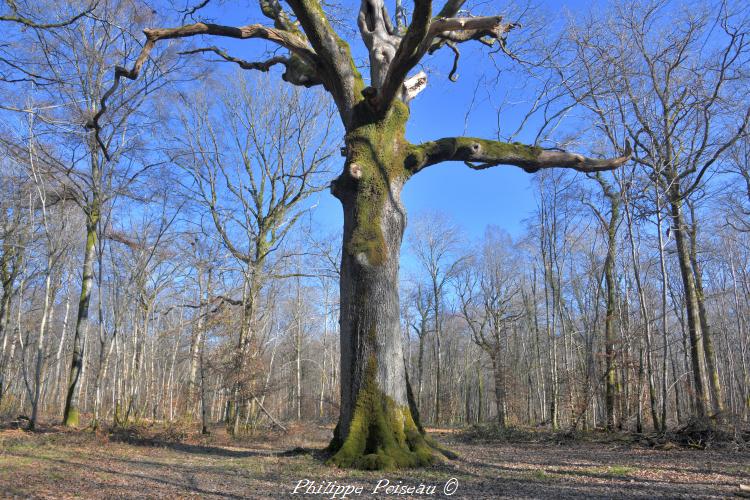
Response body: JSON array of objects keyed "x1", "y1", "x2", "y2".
[
  {"x1": 377, "y1": 12, "x2": 516, "y2": 112},
  {"x1": 376, "y1": 0, "x2": 432, "y2": 111},
  {"x1": 85, "y1": 22, "x2": 318, "y2": 160},
  {"x1": 1, "y1": 1, "x2": 98, "y2": 28},
  {"x1": 179, "y1": 47, "x2": 322, "y2": 87},
  {"x1": 285, "y1": 0, "x2": 364, "y2": 121}
]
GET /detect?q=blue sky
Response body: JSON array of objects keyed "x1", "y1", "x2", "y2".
[
  {"x1": 188, "y1": 0, "x2": 604, "y2": 241},
  {"x1": 306, "y1": 0, "x2": 598, "y2": 240}
]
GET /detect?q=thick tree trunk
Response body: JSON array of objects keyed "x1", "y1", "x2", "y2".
[
  {"x1": 603, "y1": 202, "x2": 619, "y2": 431},
  {"x1": 63, "y1": 216, "x2": 98, "y2": 426},
  {"x1": 668, "y1": 187, "x2": 709, "y2": 420},
  {"x1": 656, "y1": 188, "x2": 670, "y2": 431},
  {"x1": 687, "y1": 211, "x2": 724, "y2": 419},
  {"x1": 490, "y1": 354, "x2": 506, "y2": 428},
  {"x1": 328, "y1": 104, "x2": 439, "y2": 469}
]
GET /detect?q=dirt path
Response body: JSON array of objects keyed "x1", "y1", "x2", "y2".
[{"x1": 1, "y1": 428, "x2": 748, "y2": 499}]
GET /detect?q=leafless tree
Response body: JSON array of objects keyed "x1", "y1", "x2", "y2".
[
  {"x1": 175, "y1": 73, "x2": 336, "y2": 434},
  {"x1": 457, "y1": 227, "x2": 521, "y2": 428},
  {"x1": 554, "y1": 0, "x2": 750, "y2": 422}
]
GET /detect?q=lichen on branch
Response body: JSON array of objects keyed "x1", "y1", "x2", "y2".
[
  {"x1": 406, "y1": 137, "x2": 631, "y2": 174},
  {"x1": 406, "y1": 137, "x2": 542, "y2": 172}
]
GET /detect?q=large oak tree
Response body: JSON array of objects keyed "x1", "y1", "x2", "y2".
[{"x1": 89, "y1": 0, "x2": 630, "y2": 469}]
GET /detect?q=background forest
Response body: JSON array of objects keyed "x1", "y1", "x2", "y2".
[{"x1": 1, "y1": 0, "x2": 749, "y2": 444}]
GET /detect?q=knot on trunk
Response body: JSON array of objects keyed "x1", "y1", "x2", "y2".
[{"x1": 349, "y1": 163, "x2": 363, "y2": 179}]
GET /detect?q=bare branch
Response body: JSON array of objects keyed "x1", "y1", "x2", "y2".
[
  {"x1": 428, "y1": 16, "x2": 509, "y2": 38},
  {"x1": 285, "y1": 0, "x2": 363, "y2": 124},
  {"x1": 179, "y1": 47, "x2": 322, "y2": 86},
  {"x1": 0, "y1": 1, "x2": 97, "y2": 29},
  {"x1": 436, "y1": 0, "x2": 466, "y2": 18},
  {"x1": 378, "y1": 13, "x2": 515, "y2": 111},
  {"x1": 358, "y1": 0, "x2": 400, "y2": 88},
  {"x1": 85, "y1": 21, "x2": 318, "y2": 159},
  {"x1": 428, "y1": 16, "x2": 516, "y2": 54},
  {"x1": 180, "y1": 0, "x2": 212, "y2": 22},
  {"x1": 376, "y1": 0, "x2": 432, "y2": 111},
  {"x1": 408, "y1": 138, "x2": 632, "y2": 174},
  {"x1": 259, "y1": 0, "x2": 302, "y2": 33},
  {"x1": 180, "y1": 47, "x2": 286, "y2": 71}
]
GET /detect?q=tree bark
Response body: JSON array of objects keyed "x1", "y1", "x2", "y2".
[
  {"x1": 668, "y1": 184, "x2": 709, "y2": 420},
  {"x1": 490, "y1": 354, "x2": 506, "y2": 428},
  {"x1": 687, "y1": 207, "x2": 725, "y2": 419},
  {"x1": 602, "y1": 194, "x2": 619, "y2": 431},
  {"x1": 63, "y1": 212, "x2": 98, "y2": 426},
  {"x1": 328, "y1": 103, "x2": 437, "y2": 469}
]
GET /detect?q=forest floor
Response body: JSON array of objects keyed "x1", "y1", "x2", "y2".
[{"x1": 0, "y1": 421, "x2": 749, "y2": 499}]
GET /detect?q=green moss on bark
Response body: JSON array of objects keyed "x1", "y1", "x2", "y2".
[
  {"x1": 457, "y1": 138, "x2": 542, "y2": 160},
  {"x1": 297, "y1": 0, "x2": 365, "y2": 100},
  {"x1": 406, "y1": 138, "x2": 543, "y2": 170},
  {"x1": 63, "y1": 407, "x2": 79, "y2": 427},
  {"x1": 345, "y1": 102, "x2": 411, "y2": 266},
  {"x1": 328, "y1": 356, "x2": 436, "y2": 470}
]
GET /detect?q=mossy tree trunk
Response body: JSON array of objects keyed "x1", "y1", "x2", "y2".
[
  {"x1": 667, "y1": 179, "x2": 709, "y2": 420},
  {"x1": 687, "y1": 202, "x2": 725, "y2": 419},
  {"x1": 324, "y1": 99, "x2": 630, "y2": 469},
  {"x1": 63, "y1": 185, "x2": 100, "y2": 427},
  {"x1": 603, "y1": 209, "x2": 618, "y2": 432},
  {"x1": 325, "y1": 96, "x2": 631, "y2": 468},
  {"x1": 591, "y1": 174, "x2": 622, "y2": 432},
  {"x1": 328, "y1": 103, "x2": 438, "y2": 469}
]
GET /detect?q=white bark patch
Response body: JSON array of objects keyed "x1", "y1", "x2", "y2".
[
  {"x1": 349, "y1": 163, "x2": 363, "y2": 179},
  {"x1": 403, "y1": 71, "x2": 428, "y2": 101},
  {"x1": 356, "y1": 252, "x2": 370, "y2": 267}
]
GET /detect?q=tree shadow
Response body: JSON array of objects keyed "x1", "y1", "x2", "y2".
[
  {"x1": 4, "y1": 450, "x2": 246, "y2": 499},
  {"x1": 107, "y1": 428, "x2": 334, "y2": 462}
]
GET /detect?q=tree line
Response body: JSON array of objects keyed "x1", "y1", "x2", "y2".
[{"x1": 0, "y1": 0, "x2": 748, "y2": 442}]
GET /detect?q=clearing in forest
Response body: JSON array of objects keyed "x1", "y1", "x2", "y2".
[{"x1": 1, "y1": 424, "x2": 748, "y2": 499}]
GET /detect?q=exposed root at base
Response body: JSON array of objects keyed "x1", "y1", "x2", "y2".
[
  {"x1": 326, "y1": 361, "x2": 457, "y2": 470},
  {"x1": 327, "y1": 427, "x2": 447, "y2": 470}
]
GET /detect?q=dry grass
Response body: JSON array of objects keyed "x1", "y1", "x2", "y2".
[{"x1": 1, "y1": 422, "x2": 749, "y2": 499}]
